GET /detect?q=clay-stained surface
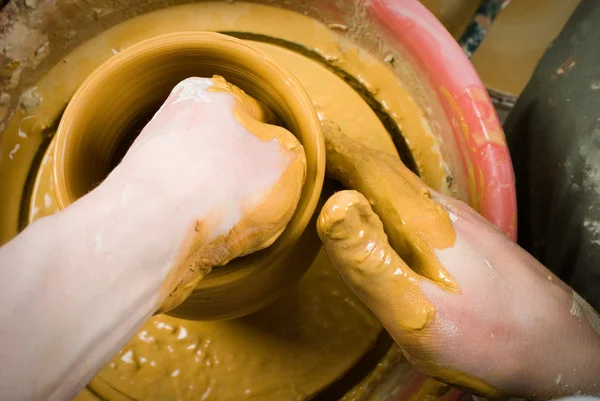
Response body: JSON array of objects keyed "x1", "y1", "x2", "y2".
[
  {"x1": 471, "y1": 0, "x2": 581, "y2": 96},
  {"x1": 321, "y1": 120, "x2": 457, "y2": 295},
  {"x1": 93, "y1": 250, "x2": 381, "y2": 401},
  {"x1": 157, "y1": 75, "x2": 309, "y2": 315},
  {"x1": 46, "y1": 31, "x2": 324, "y2": 321},
  {"x1": 28, "y1": 39, "x2": 399, "y2": 224}
]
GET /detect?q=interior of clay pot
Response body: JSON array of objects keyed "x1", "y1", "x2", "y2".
[
  {"x1": 0, "y1": 1, "x2": 517, "y2": 400},
  {"x1": 53, "y1": 31, "x2": 325, "y2": 320}
]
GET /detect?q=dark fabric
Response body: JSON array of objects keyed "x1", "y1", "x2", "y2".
[{"x1": 504, "y1": 0, "x2": 600, "y2": 311}]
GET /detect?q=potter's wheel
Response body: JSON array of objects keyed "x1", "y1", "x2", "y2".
[
  {"x1": 0, "y1": 2, "x2": 456, "y2": 400},
  {"x1": 28, "y1": 39, "x2": 397, "y2": 400}
]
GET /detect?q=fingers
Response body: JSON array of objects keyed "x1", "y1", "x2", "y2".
[
  {"x1": 208, "y1": 75, "x2": 276, "y2": 124},
  {"x1": 147, "y1": 77, "x2": 306, "y2": 313},
  {"x1": 136, "y1": 75, "x2": 296, "y2": 152},
  {"x1": 318, "y1": 190, "x2": 434, "y2": 332},
  {"x1": 211, "y1": 77, "x2": 306, "y2": 257},
  {"x1": 321, "y1": 120, "x2": 458, "y2": 292},
  {"x1": 209, "y1": 75, "x2": 303, "y2": 155},
  {"x1": 210, "y1": 78, "x2": 307, "y2": 245}
]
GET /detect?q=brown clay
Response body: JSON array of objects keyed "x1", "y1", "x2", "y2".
[
  {"x1": 321, "y1": 120, "x2": 458, "y2": 294},
  {"x1": 52, "y1": 32, "x2": 324, "y2": 320},
  {"x1": 0, "y1": 1, "x2": 454, "y2": 246},
  {"x1": 22, "y1": 27, "x2": 407, "y2": 399},
  {"x1": 94, "y1": 250, "x2": 381, "y2": 401}
]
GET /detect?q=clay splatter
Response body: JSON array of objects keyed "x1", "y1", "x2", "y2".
[
  {"x1": 8, "y1": 144, "x2": 20, "y2": 160},
  {"x1": 328, "y1": 23, "x2": 348, "y2": 31},
  {"x1": 43, "y1": 193, "x2": 51, "y2": 208},
  {"x1": 94, "y1": 235, "x2": 103, "y2": 252},
  {"x1": 555, "y1": 373, "x2": 563, "y2": 385},
  {"x1": 437, "y1": 316, "x2": 459, "y2": 337},
  {"x1": 571, "y1": 291, "x2": 600, "y2": 336},
  {"x1": 570, "y1": 293, "x2": 583, "y2": 318},
  {"x1": 120, "y1": 350, "x2": 134, "y2": 363},
  {"x1": 583, "y1": 219, "x2": 600, "y2": 246},
  {"x1": 556, "y1": 57, "x2": 576, "y2": 76},
  {"x1": 19, "y1": 87, "x2": 42, "y2": 112}
]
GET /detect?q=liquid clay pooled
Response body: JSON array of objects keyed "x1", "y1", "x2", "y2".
[{"x1": 149, "y1": 76, "x2": 306, "y2": 314}]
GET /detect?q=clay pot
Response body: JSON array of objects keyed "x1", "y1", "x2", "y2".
[{"x1": 52, "y1": 31, "x2": 325, "y2": 320}]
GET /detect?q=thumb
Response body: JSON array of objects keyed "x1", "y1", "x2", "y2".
[{"x1": 317, "y1": 190, "x2": 434, "y2": 333}]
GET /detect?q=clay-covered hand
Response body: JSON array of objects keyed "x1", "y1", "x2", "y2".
[
  {"x1": 317, "y1": 121, "x2": 600, "y2": 400},
  {"x1": 109, "y1": 76, "x2": 306, "y2": 313}
]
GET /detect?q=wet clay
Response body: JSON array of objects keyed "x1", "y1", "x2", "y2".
[
  {"x1": 155, "y1": 75, "x2": 307, "y2": 314},
  {"x1": 94, "y1": 250, "x2": 380, "y2": 400},
  {"x1": 8, "y1": 3, "x2": 452, "y2": 400},
  {"x1": 321, "y1": 120, "x2": 457, "y2": 295},
  {"x1": 318, "y1": 189, "x2": 437, "y2": 331}
]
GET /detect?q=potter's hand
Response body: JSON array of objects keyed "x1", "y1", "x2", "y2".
[
  {"x1": 0, "y1": 77, "x2": 304, "y2": 401},
  {"x1": 112, "y1": 76, "x2": 306, "y2": 312},
  {"x1": 317, "y1": 121, "x2": 600, "y2": 400}
]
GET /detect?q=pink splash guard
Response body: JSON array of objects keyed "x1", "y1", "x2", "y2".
[{"x1": 366, "y1": 0, "x2": 517, "y2": 240}]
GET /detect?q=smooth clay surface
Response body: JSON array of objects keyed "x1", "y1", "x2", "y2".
[{"x1": 5, "y1": 2, "x2": 453, "y2": 400}]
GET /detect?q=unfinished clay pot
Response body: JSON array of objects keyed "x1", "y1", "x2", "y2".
[{"x1": 52, "y1": 31, "x2": 325, "y2": 320}]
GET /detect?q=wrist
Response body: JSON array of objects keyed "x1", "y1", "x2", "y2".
[{"x1": 58, "y1": 173, "x2": 180, "y2": 305}]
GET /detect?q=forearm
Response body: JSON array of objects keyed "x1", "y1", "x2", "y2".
[
  {"x1": 521, "y1": 289, "x2": 600, "y2": 400},
  {"x1": 0, "y1": 173, "x2": 185, "y2": 400}
]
